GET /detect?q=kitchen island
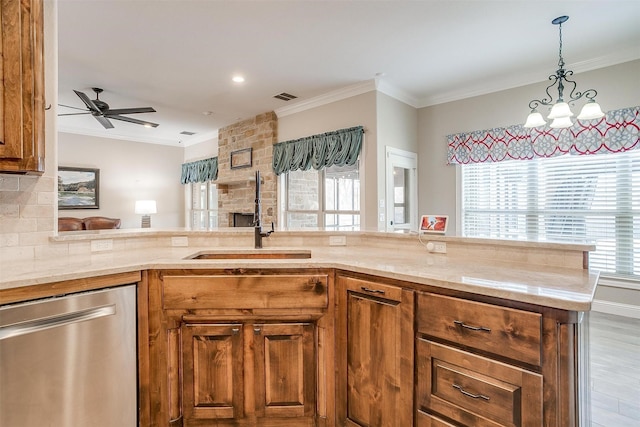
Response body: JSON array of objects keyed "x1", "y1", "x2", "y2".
[{"x1": 0, "y1": 230, "x2": 598, "y2": 427}]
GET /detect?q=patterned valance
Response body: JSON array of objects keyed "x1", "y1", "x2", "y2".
[
  {"x1": 447, "y1": 106, "x2": 640, "y2": 165},
  {"x1": 272, "y1": 126, "x2": 364, "y2": 175},
  {"x1": 180, "y1": 157, "x2": 218, "y2": 184}
]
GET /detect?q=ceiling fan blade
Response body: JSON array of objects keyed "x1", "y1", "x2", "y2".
[
  {"x1": 94, "y1": 115, "x2": 114, "y2": 129},
  {"x1": 105, "y1": 107, "x2": 156, "y2": 115},
  {"x1": 58, "y1": 112, "x2": 92, "y2": 116},
  {"x1": 108, "y1": 115, "x2": 159, "y2": 128},
  {"x1": 74, "y1": 90, "x2": 102, "y2": 113},
  {"x1": 59, "y1": 103, "x2": 89, "y2": 111}
]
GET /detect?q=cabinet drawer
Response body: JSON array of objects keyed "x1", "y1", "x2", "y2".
[
  {"x1": 341, "y1": 275, "x2": 403, "y2": 302},
  {"x1": 416, "y1": 410, "x2": 458, "y2": 427},
  {"x1": 416, "y1": 339, "x2": 543, "y2": 427},
  {"x1": 417, "y1": 293, "x2": 542, "y2": 366},
  {"x1": 162, "y1": 274, "x2": 328, "y2": 309}
]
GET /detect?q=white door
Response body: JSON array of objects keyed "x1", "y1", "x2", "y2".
[{"x1": 385, "y1": 147, "x2": 418, "y2": 232}]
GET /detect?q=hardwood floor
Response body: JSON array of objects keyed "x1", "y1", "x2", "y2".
[{"x1": 589, "y1": 311, "x2": 640, "y2": 427}]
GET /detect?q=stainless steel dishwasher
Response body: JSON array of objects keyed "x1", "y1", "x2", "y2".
[{"x1": 0, "y1": 285, "x2": 137, "y2": 426}]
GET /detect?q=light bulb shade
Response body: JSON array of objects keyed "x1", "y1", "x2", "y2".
[
  {"x1": 549, "y1": 116, "x2": 574, "y2": 129},
  {"x1": 547, "y1": 102, "x2": 574, "y2": 119},
  {"x1": 524, "y1": 111, "x2": 547, "y2": 128},
  {"x1": 577, "y1": 101, "x2": 605, "y2": 120},
  {"x1": 135, "y1": 200, "x2": 157, "y2": 214}
]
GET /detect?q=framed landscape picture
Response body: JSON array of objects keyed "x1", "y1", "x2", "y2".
[{"x1": 58, "y1": 167, "x2": 100, "y2": 209}]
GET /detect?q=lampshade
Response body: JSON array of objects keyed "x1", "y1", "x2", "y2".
[
  {"x1": 547, "y1": 102, "x2": 573, "y2": 119},
  {"x1": 549, "y1": 116, "x2": 574, "y2": 129},
  {"x1": 135, "y1": 200, "x2": 157, "y2": 215},
  {"x1": 524, "y1": 111, "x2": 547, "y2": 128},
  {"x1": 577, "y1": 100, "x2": 605, "y2": 120},
  {"x1": 524, "y1": 16, "x2": 604, "y2": 128}
]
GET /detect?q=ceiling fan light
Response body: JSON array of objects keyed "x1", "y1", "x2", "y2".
[
  {"x1": 549, "y1": 116, "x2": 573, "y2": 129},
  {"x1": 577, "y1": 100, "x2": 605, "y2": 120},
  {"x1": 548, "y1": 102, "x2": 574, "y2": 119},
  {"x1": 524, "y1": 111, "x2": 547, "y2": 128}
]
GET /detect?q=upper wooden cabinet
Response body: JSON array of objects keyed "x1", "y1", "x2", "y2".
[{"x1": 0, "y1": 0, "x2": 45, "y2": 174}]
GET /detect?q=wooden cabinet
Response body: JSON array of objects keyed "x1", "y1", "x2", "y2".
[
  {"x1": 0, "y1": 0, "x2": 45, "y2": 174},
  {"x1": 181, "y1": 321, "x2": 316, "y2": 425},
  {"x1": 147, "y1": 269, "x2": 334, "y2": 427},
  {"x1": 336, "y1": 273, "x2": 414, "y2": 427},
  {"x1": 415, "y1": 291, "x2": 578, "y2": 427}
]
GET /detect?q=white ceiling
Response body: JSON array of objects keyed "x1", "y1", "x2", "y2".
[{"x1": 57, "y1": 0, "x2": 640, "y2": 146}]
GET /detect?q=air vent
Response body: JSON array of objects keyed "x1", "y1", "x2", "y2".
[
  {"x1": 273, "y1": 92, "x2": 298, "y2": 101},
  {"x1": 179, "y1": 131, "x2": 196, "y2": 136}
]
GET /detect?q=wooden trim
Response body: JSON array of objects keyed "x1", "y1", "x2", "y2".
[
  {"x1": 0, "y1": 271, "x2": 142, "y2": 305},
  {"x1": 137, "y1": 271, "x2": 151, "y2": 427}
]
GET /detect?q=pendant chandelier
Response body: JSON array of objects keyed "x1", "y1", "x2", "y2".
[{"x1": 524, "y1": 16, "x2": 604, "y2": 129}]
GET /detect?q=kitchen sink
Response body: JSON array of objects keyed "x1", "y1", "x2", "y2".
[{"x1": 185, "y1": 249, "x2": 311, "y2": 260}]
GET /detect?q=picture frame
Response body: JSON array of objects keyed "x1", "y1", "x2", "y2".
[
  {"x1": 230, "y1": 148, "x2": 252, "y2": 169},
  {"x1": 419, "y1": 215, "x2": 448, "y2": 234},
  {"x1": 58, "y1": 167, "x2": 100, "y2": 209}
]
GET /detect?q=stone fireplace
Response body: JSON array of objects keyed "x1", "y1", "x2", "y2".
[{"x1": 217, "y1": 112, "x2": 278, "y2": 228}]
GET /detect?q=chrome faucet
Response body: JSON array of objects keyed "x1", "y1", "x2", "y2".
[{"x1": 254, "y1": 170, "x2": 274, "y2": 249}]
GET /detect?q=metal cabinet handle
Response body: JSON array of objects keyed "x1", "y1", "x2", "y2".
[
  {"x1": 0, "y1": 305, "x2": 116, "y2": 341},
  {"x1": 453, "y1": 384, "x2": 490, "y2": 401},
  {"x1": 253, "y1": 327, "x2": 261, "y2": 335},
  {"x1": 231, "y1": 328, "x2": 240, "y2": 335},
  {"x1": 360, "y1": 286, "x2": 385, "y2": 295},
  {"x1": 453, "y1": 320, "x2": 491, "y2": 332}
]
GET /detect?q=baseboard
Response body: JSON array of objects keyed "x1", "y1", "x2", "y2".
[{"x1": 591, "y1": 299, "x2": 640, "y2": 319}]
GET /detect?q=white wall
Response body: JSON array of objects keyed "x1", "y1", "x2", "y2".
[
  {"x1": 376, "y1": 92, "x2": 419, "y2": 229},
  {"x1": 416, "y1": 60, "x2": 640, "y2": 311},
  {"x1": 58, "y1": 132, "x2": 185, "y2": 228},
  {"x1": 184, "y1": 137, "x2": 218, "y2": 162},
  {"x1": 417, "y1": 59, "x2": 640, "y2": 235},
  {"x1": 277, "y1": 91, "x2": 378, "y2": 230}
]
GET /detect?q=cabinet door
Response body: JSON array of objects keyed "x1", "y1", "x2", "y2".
[
  {"x1": 337, "y1": 275, "x2": 414, "y2": 427},
  {"x1": 182, "y1": 323, "x2": 244, "y2": 422},
  {"x1": 254, "y1": 323, "x2": 316, "y2": 423},
  {"x1": 0, "y1": 0, "x2": 45, "y2": 173}
]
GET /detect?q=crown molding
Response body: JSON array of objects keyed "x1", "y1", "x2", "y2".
[
  {"x1": 57, "y1": 125, "x2": 180, "y2": 146},
  {"x1": 375, "y1": 79, "x2": 420, "y2": 108},
  {"x1": 275, "y1": 80, "x2": 377, "y2": 117},
  {"x1": 417, "y1": 47, "x2": 640, "y2": 108},
  {"x1": 180, "y1": 130, "x2": 218, "y2": 147}
]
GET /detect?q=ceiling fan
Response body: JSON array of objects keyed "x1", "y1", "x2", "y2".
[{"x1": 58, "y1": 87, "x2": 159, "y2": 129}]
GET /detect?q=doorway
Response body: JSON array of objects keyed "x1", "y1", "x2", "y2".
[{"x1": 385, "y1": 147, "x2": 418, "y2": 232}]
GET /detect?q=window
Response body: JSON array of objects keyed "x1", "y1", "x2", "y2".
[
  {"x1": 189, "y1": 181, "x2": 217, "y2": 230},
  {"x1": 283, "y1": 162, "x2": 360, "y2": 230},
  {"x1": 461, "y1": 150, "x2": 640, "y2": 279}
]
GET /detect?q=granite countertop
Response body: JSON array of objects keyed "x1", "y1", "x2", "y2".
[{"x1": 0, "y1": 232, "x2": 599, "y2": 311}]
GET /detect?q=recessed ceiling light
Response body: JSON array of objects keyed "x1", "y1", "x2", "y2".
[{"x1": 232, "y1": 75, "x2": 245, "y2": 83}]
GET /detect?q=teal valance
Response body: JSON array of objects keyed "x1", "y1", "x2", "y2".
[
  {"x1": 181, "y1": 157, "x2": 218, "y2": 184},
  {"x1": 272, "y1": 126, "x2": 364, "y2": 175}
]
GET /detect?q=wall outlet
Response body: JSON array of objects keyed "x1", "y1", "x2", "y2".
[
  {"x1": 329, "y1": 235, "x2": 347, "y2": 246},
  {"x1": 91, "y1": 239, "x2": 113, "y2": 252},
  {"x1": 432, "y1": 241, "x2": 447, "y2": 254},
  {"x1": 171, "y1": 236, "x2": 189, "y2": 247}
]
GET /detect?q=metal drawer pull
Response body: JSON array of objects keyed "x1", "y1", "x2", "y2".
[
  {"x1": 360, "y1": 286, "x2": 385, "y2": 295},
  {"x1": 453, "y1": 320, "x2": 491, "y2": 332},
  {"x1": 453, "y1": 384, "x2": 490, "y2": 401}
]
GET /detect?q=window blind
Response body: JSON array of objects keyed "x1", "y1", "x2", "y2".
[{"x1": 461, "y1": 150, "x2": 640, "y2": 279}]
